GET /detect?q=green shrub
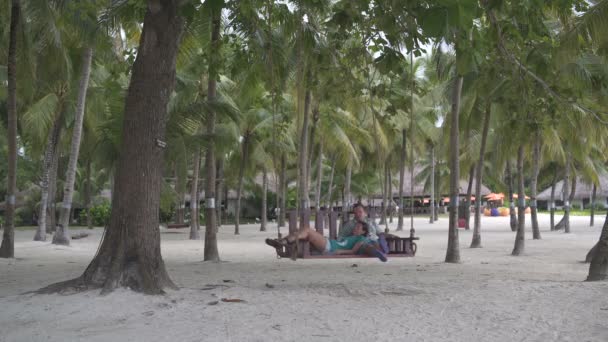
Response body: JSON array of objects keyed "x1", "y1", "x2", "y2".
[{"x1": 80, "y1": 201, "x2": 111, "y2": 227}]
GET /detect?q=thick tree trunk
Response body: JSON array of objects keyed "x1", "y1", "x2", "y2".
[
  {"x1": 85, "y1": 160, "x2": 93, "y2": 229},
  {"x1": 445, "y1": 76, "x2": 463, "y2": 263},
  {"x1": 234, "y1": 137, "x2": 249, "y2": 235},
  {"x1": 471, "y1": 104, "x2": 491, "y2": 248},
  {"x1": 38, "y1": 0, "x2": 183, "y2": 295},
  {"x1": 48, "y1": 151, "x2": 60, "y2": 233},
  {"x1": 307, "y1": 105, "x2": 319, "y2": 202},
  {"x1": 530, "y1": 134, "x2": 541, "y2": 239},
  {"x1": 261, "y1": 169, "x2": 268, "y2": 231},
  {"x1": 550, "y1": 172, "x2": 557, "y2": 230},
  {"x1": 590, "y1": 184, "x2": 597, "y2": 227},
  {"x1": 379, "y1": 160, "x2": 388, "y2": 225},
  {"x1": 341, "y1": 158, "x2": 352, "y2": 227},
  {"x1": 278, "y1": 154, "x2": 286, "y2": 228},
  {"x1": 203, "y1": 5, "x2": 221, "y2": 261},
  {"x1": 586, "y1": 242, "x2": 599, "y2": 263},
  {"x1": 34, "y1": 113, "x2": 63, "y2": 241},
  {"x1": 215, "y1": 157, "x2": 224, "y2": 228},
  {"x1": 397, "y1": 130, "x2": 406, "y2": 230},
  {"x1": 512, "y1": 146, "x2": 526, "y2": 256},
  {"x1": 464, "y1": 165, "x2": 474, "y2": 230},
  {"x1": 298, "y1": 87, "x2": 312, "y2": 213},
  {"x1": 55, "y1": 47, "x2": 94, "y2": 246},
  {"x1": 587, "y1": 212, "x2": 608, "y2": 281},
  {"x1": 430, "y1": 144, "x2": 436, "y2": 223},
  {"x1": 314, "y1": 140, "x2": 323, "y2": 211},
  {"x1": 506, "y1": 159, "x2": 517, "y2": 232},
  {"x1": 189, "y1": 149, "x2": 201, "y2": 240},
  {"x1": 0, "y1": 0, "x2": 20, "y2": 258},
  {"x1": 325, "y1": 157, "x2": 336, "y2": 209},
  {"x1": 558, "y1": 153, "x2": 572, "y2": 233},
  {"x1": 388, "y1": 165, "x2": 393, "y2": 224}
]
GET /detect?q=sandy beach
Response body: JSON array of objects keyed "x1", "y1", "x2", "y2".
[{"x1": 1, "y1": 213, "x2": 607, "y2": 342}]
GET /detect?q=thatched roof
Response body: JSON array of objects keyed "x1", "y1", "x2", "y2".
[{"x1": 537, "y1": 175, "x2": 608, "y2": 201}]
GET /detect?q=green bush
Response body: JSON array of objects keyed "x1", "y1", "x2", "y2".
[{"x1": 80, "y1": 201, "x2": 111, "y2": 227}]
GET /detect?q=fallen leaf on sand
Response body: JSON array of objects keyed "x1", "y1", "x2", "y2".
[
  {"x1": 351, "y1": 264, "x2": 358, "y2": 268},
  {"x1": 222, "y1": 279, "x2": 235, "y2": 283},
  {"x1": 207, "y1": 301, "x2": 219, "y2": 305},
  {"x1": 221, "y1": 298, "x2": 246, "y2": 303},
  {"x1": 265, "y1": 283, "x2": 275, "y2": 288}
]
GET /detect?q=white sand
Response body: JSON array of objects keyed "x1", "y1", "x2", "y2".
[{"x1": 1, "y1": 214, "x2": 607, "y2": 342}]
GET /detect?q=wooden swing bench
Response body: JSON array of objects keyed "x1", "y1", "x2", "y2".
[{"x1": 274, "y1": 209, "x2": 419, "y2": 260}]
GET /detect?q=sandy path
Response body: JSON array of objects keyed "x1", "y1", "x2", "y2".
[{"x1": 1, "y1": 214, "x2": 607, "y2": 342}]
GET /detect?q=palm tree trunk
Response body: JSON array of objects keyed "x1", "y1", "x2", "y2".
[
  {"x1": 379, "y1": 160, "x2": 388, "y2": 225},
  {"x1": 278, "y1": 153, "x2": 286, "y2": 228},
  {"x1": 298, "y1": 87, "x2": 312, "y2": 213},
  {"x1": 55, "y1": 47, "x2": 94, "y2": 246},
  {"x1": 398, "y1": 130, "x2": 406, "y2": 230},
  {"x1": 341, "y1": 157, "x2": 352, "y2": 227},
  {"x1": 48, "y1": 151, "x2": 60, "y2": 233},
  {"x1": 325, "y1": 157, "x2": 336, "y2": 209},
  {"x1": 189, "y1": 148, "x2": 201, "y2": 240},
  {"x1": 388, "y1": 165, "x2": 393, "y2": 224},
  {"x1": 315, "y1": 140, "x2": 323, "y2": 211},
  {"x1": 0, "y1": 0, "x2": 20, "y2": 258},
  {"x1": 445, "y1": 76, "x2": 463, "y2": 263},
  {"x1": 506, "y1": 159, "x2": 517, "y2": 231},
  {"x1": 261, "y1": 168, "x2": 268, "y2": 231},
  {"x1": 34, "y1": 113, "x2": 63, "y2": 241},
  {"x1": 37, "y1": 2, "x2": 184, "y2": 294},
  {"x1": 591, "y1": 184, "x2": 597, "y2": 227},
  {"x1": 464, "y1": 165, "x2": 474, "y2": 230},
  {"x1": 530, "y1": 133, "x2": 541, "y2": 239},
  {"x1": 550, "y1": 172, "x2": 557, "y2": 231},
  {"x1": 562, "y1": 152, "x2": 572, "y2": 233},
  {"x1": 587, "y1": 212, "x2": 608, "y2": 281},
  {"x1": 234, "y1": 136, "x2": 250, "y2": 235},
  {"x1": 307, "y1": 105, "x2": 319, "y2": 201},
  {"x1": 471, "y1": 104, "x2": 491, "y2": 247},
  {"x1": 430, "y1": 144, "x2": 436, "y2": 223},
  {"x1": 512, "y1": 146, "x2": 526, "y2": 256},
  {"x1": 215, "y1": 157, "x2": 224, "y2": 228},
  {"x1": 204, "y1": 4, "x2": 221, "y2": 261},
  {"x1": 85, "y1": 160, "x2": 93, "y2": 229}
]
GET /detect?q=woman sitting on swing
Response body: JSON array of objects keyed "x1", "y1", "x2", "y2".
[{"x1": 265, "y1": 220, "x2": 387, "y2": 262}]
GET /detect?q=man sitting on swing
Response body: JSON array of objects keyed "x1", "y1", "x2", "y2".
[
  {"x1": 266, "y1": 220, "x2": 387, "y2": 262},
  {"x1": 340, "y1": 203, "x2": 390, "y2": 254}
]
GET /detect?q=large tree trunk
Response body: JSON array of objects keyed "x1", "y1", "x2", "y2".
[
  {"x1": 48, "y1": 150, "x2": 60, "y2": 233},
  {"x1": 464, "y1": 165, "x2": 474, "y2": 230},
  {"x1": 297, "y1": 87, "x2": 312, "y2": 213},
  {"x1": 215, "y1": 157, "x2": 224, "y2": 228},
  {"x1": 512, "y1": 146, "x2": 526, "y2": 256},
  {"x1": 260, "y1": 168, "x2": 267, "y2": 231},
  {"x1": 0, "y1": 0, "x2": 20, "y2": 258},
  {"x1": 550, "y1": 173, "x2": 557, "y2": 231},
  {"x1": 325, "y1": 157, "x2": 336, "y2": 209},
  {"x1": 445, "y1": 76, "x2": 463, "y2": 263},
  {"x1": 55, "y1": 47, "x2": 94, "y2": 246},
  {"x1": 590, "y1": 184, "x2": 597, "y2": 227},
  {"x1": 341, "y1": 158, "x2": 352, "y2": 227},
  {"x1": 530, "y1": 133, "x2": 541, "y2": 239},
  {"x1": 430, "y1": 144, "x2": 437, "y2": 223},
  {"x1": 307, "y1": 105, "x2": 319, "y2": 202},
  {"x1": 506, "y1": 159, "x2": 517, "y2": 231},
  {"x1": 587, "y1": 212, "x2": 608, "y2": 281},
  {"x1": 234, "y1": 136, "x2": 250, "y2": 235},
  {"x1": 314, "y1": 140, "x2": 323, "y2": 211},
  {"x1": 471, "y1": 104, "x2": 491, "y2": 248},
  {"x1": 38, "y1": 0, "x2": 183, "y2": 295},
  {"x1": 397, "y1": 130, "x2": 406, "y2": 230},
  {"x1": 388, "y1": 164, "x2": 393, "y2": 224},
  {"x1": 379, "y1": 160, "x2": 388, "y2": 226},
  {"x1": 189, "y1": 149, "x2": 201, "y2": 240},
  {"x1": 203, "y1": 4, "x2": 221, "y2": 261},
  {"x1": 556, "y1": 153, "x2": 573, "y2": 233},
  {"x1": 278, "y1": 154, "x2": 286, "y2": 228},
  {"x1": 34, "y1": 113, "x2": 63, "y2": 241},
  {"x1": 85, "y1": 160, "x2": 93, "y2": 229}
]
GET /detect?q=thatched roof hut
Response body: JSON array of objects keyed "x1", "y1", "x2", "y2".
[{"x1": 537, "y1": 174, "x2": 608, "y2": 201}]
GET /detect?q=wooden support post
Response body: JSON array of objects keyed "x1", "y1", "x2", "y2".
[
  {"x1": 329, "y1": 211, "x2": 338, "y2": 240},
  {"x1": 315, "y1": 210, "x2": 324, "y2": 234}
]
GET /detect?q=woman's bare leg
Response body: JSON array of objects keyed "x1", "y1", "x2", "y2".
[{"x1": 290, "y1": 228, "x2": 327, "y2": 251}]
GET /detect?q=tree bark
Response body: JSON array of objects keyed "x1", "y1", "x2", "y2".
[
  {"x1": 298, "y1": 87, "x2": 312, "y2": 213},
  {"x1": 530, "y1": 133, "x2": 541, "y2": 239},
  {"x1": 0, "y1": 0, "x2": 20, "y2": 258},
  {"x1": 55, "y1": 47, "x2": 94, "y2": 246},
  {"x1": 189, "y1": 149, "x2": 201, "y2": 240},
  {"x1": 85, "y1": 160, "x2": 93, "y2": 229},
  {"x1": 388, "y1": 164, "x2": 393, "y2": 224},
  {"x1": 38, "y1": 0, "x2": 183, "y2": 295},
  {"x1": 445, "y1": 76, "x2": 463, "y2": 263},
  {"x1": 278, "y1": 153, "x2": 286, "y2": 228},
  {"x1": 471, "y1": 104, "x2": 491, "y2": 247},
  {"x1": 234, "y1": 136, "x2": 250, "y2": 235},
  {"x1": 34, "y1": 113, "x2": 63, "y2": 241},
  {"x1": 325, "y1": 157, "x2": 336, "y2": 209},
  {"x1": 48, "y1": 149, "x2": 60, "y2": 233},
  {"x1": 261, "y1": 168, "x2": 268, "y2": 231},
  {"x1": 562, "y1": 152, "x2": 572, "y2": 233},
  {"x1": 464, "y1": 164, "x2": 474, "y2": 230},
  {"x1": 590, "y1": 184, "x2": 597, "y2": 227},
  {"x1": 506, "y1": 159, "x2": 517, "y2": 231},
  {"x1": 203, "y1": 4, "x2": 221, "y2": 261},
  {"x1": 550, "y1": 172, "x2": 557, "y2": 230},
  {"x1": 430, "y1": 144, "x2": 437, "y2": 223},
  {"x1": 587, "y1": 212, "x2": 608, "y2": 281},
  {"x1": 512, "y1": 146, "x2": 526, "y2": 256},
  {"x1": 314, "y1": 140, "x2": 323, "y2": 211},
  {"x1": 379, "y1": 160, "x2": 388, "y2": 225},
  {"x1": 215, "y1": 157, "x2": 224, "y2": 228},
  {"x1": 341, "y1": 157, "x2": 352, "y2": 227},
  {"x1": 397, "y1": 130, "x2": 406, "y2": 230}
]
